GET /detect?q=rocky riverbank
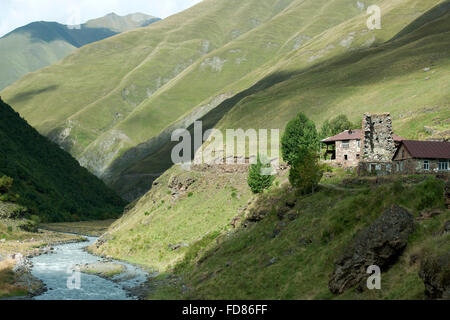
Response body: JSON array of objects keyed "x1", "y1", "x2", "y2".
[{"x1": 0, "y1": 228, "x2": 86, "y2": 299}]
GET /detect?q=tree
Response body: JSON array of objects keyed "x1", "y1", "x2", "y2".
[
  {"x1": 248, "y1": 156, "x2": 275, "y2": 194},
  {"x1": 319, "y1": 114, "x2": 360, "y2": 139},
  {"x1": 289, "y1": 147, "x2": 324, "y2": 195},
  {"x1": 281, "y1": 112, "x2": 319, "y2": 165}
]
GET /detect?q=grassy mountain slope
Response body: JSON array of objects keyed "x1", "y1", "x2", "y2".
[
  {"x1": 0, "y1": 13, "x2": 159, "y2": 90},
  {"x1": 0, "y1": 98, "x2": 125, "y2": 222},
  {"x1": 155, "y1": 176, "x2": 449, "y2": 300},
  {"x1": 2, "y1": 0, "x2": 448, "y2": 201},
  {"x1": 92, "y1": 164, "x2": 253, "y2": 270},
  {"x1": 91, "y1": 160, "x2": 449, "y2": 299},
  {"x1": 215, "y1": 1, "x2": 450, "y2": 140},
  {"x1": 88, "y1": 3, "x2": 450, "y2": 300}
]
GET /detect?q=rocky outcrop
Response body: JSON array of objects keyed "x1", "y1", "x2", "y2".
[
  {"x1": 329, "y1": 205, "x2": 415, "y2": 294},
  {"x1": 12, "y1": 256, "x2": 47, "y2": 297},
  {"x1": 168, "y1": 174, "x2": 196, "y2": 199},
  {"x1": 419, "y1": 251, "x2": 450, "y2": 300}
]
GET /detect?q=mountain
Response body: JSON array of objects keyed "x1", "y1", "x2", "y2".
[
  {"x1": 88, "y1": 4, "x2": 450, "y2": 298},
  {"x1": 1, "y1": 0, "x2": 449, "y2": 201},
  {"x1": 0, "y1": 97, "x2": 126, "y2": 222},
  {"x1": 0, "y1": 13, "x2": 160, "y2": 90}
]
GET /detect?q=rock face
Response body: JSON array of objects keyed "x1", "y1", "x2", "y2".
[
  {"x1": 168, "y1": 174, "x2": 196, "y2": 199},
  {"x1": 419, "y1": 252, "x2": 450, "y2": 300},
  {"x1": 329, "y1": 205, "x2": 415, "y2": 294}
]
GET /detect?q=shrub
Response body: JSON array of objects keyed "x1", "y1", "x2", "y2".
[
  {"x1": 0, "y1": 176, "x2": 13, "y2": 194},
  {"x1": 289, "y1": 147, "x2": 324, "y2": 195},
  {"x1": 19, "y1": 220, "x2": 38, "y2": 233},
  {"x1": 415, "y1": 177, "x2": 445, "y2": 211},
  {"x1": 248, "y1": 156, "x2": 275, "y2": 194},
  {"x1": 188, "y1": 192, "x2": 194, "y2": 197},
  {"x1": 281, "y1": 112, "x2": 319, "y2": 165},
  {"x1": 30, "y1": 215, "x2": 41, "y2": 225}
]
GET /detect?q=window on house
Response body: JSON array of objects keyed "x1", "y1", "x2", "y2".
[
  {"x1": 342, "y1": 140, "x2": 350, "y2": 149},
  {"x1": 439, "y1": 160, "x2": 449, "y2": 171},
  {"x1": 423, "y1": 160, "x2": 429, "y2": 170},
  {"x1": 402, "y1": 150, "x2": 405, "y2": 158},
  {"x1": 344, "y1": 155, "x2": 348, "y2": 161},
  {"x1": 357, "y1": 140, "x2": 361, "y2": 148},
  {"x1": 356, "y1": 154, "x2": 360, "y2": 159}
]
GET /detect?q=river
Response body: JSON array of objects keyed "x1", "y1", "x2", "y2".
[{"x1": 30, "y1": 236, "x2": 148, "y2": 300}]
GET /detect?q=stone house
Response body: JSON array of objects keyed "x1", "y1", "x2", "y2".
[
  {"x1": 321, "y1": 129, "x2": 363, "y2": 167},
  {"x1": 321, "y1": 127, "x2": 403, "y2": 168},
  {"x1": 393, "y1": 140, "x2": 450, "y2": 174}
]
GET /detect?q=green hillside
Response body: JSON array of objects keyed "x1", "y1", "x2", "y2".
[
  {"x1": 0, "y1": 13, "x2": 159, "y2": 90},
  {"x1": 1, "y1": 0, "x2": 449, "y2": 202},
  {"x1": 90, "y1": 157, "x2": 449, "y2": 300},
  {"x1": 215, "y1": 1, "x2": 450, "y2": 138},
  {"x1": 0, "y1": 97, "x2": 126, "y2": 222}
]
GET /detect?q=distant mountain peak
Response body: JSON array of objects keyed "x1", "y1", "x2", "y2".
[{"x1": 0, "y1": 12, "x2": 159, "y2": 90}]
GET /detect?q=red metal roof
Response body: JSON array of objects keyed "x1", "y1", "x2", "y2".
[
  {"x1": 397, "y1": 140, "x2": 450, "y2": 159},
  {"x1": 321, "y1": 129, "x2": 405, "y2": 143}
]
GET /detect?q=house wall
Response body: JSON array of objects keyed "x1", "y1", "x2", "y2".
[
  {"x1": 335, "y1": 139, "x2": 360, "y2": 167},
  {"x1": 393, "y1": 158, "x2": 445, "y2": 174},
  {"x1": 393, "y1": 145, "x2": 450, "y2": 174}
]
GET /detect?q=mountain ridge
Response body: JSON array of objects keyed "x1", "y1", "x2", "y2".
[
  {"x1": 2, "y1": 0, "x2": 448, "y2": 201},
  {"x1": 0, "y1": 97, "x2": 126, "y2": 222},
  {"x1": 0, "y1": 12, "x2": 160, "y2": 90}
]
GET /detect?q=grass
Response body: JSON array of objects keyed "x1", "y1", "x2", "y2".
[
  {"x1": 78, "y1": 262, "x2": 125, "y2": 278},
  {"x1": 90, "y1": 165, "x2": 253, "y2": 271},
  {"x1": 0, "y1": 14, "x2": 159, "y2": 90},
  {"x1": 0, "y1": 218, "x2": 84, "y2": 257},
  {"x1": 0, "y1": 259, "x2": 27, "y2": 299},
  {"x1": 90, "y1": 149, "x2": 449, "y2": 299},
  {"x1": 148, "y1": 175, "x2": 448, "y2": 300},
  {"x1": 3, "y1": 0, "x2": 447, "y2": 199},
  {"x1": 41, "y1": 219, "x2": 116, "y2": 237}
]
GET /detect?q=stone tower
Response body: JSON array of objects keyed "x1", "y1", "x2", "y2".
[{"x1": 359, "y1": 113, "x2": 396, "y2": 174}]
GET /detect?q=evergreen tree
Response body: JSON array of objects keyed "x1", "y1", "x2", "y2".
[{"x1": 248, "y1": 156, "x2": 275, "y2": 194}]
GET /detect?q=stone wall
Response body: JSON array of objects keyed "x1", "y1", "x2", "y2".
[
  {"x1": 361, "y1": 113, "x2": 396, "y2": 162},
  {"x1": 335, "y1": 139, "x2": 360, "y2": 167},
  {"x1": 394, "y1": 159, "x2": 447, "y2": 174},
  {"x1": 359, "y1": 113, "x2": 396, "y2": 175}
]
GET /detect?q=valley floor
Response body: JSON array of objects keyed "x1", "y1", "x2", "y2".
[{"x1": 0, "y1": 220, "x2": 110, "y2": 299}]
